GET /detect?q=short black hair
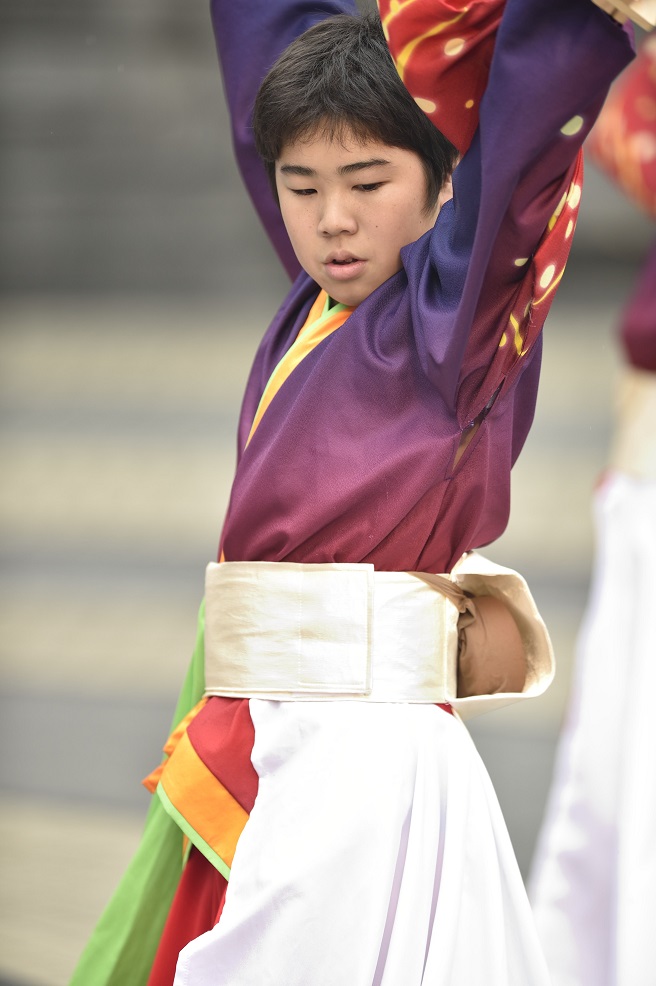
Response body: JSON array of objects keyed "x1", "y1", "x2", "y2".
[{"x1": 252, "y1": 13, "x2": 457, "y2": 212}]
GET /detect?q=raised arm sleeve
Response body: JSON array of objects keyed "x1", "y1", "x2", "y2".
[
  {"x1": 210, "y1": 0, "x2": 356, "y2": 280},
  {"x1": 381, "y1": 0, "x2": 634, "y2": 424}
]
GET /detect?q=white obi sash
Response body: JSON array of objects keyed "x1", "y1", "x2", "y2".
[{"x1": 203, "y1": 554, "x2": 554, "y2": 719}]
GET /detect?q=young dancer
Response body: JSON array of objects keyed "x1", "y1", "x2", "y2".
[{"x1": 69, "y1": 1, "x2": 633, "y2": 983}]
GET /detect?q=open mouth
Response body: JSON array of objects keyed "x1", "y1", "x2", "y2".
[{"x1": 325, "y1": 255, "x2": 366, "y2": 280}]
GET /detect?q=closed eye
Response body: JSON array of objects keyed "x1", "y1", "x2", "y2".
[
  {"x1": 355, "y1": 182, "x2": 384, "y2": 192},
  {"x1": 290, "y1": 187, "x2": 317, "y2": 196}
]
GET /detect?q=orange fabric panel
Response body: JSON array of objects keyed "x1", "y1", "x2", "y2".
[
  {"x1": 246, "y1": 291, "x2": 352, "y2": 446},
  {"x1": 159, "y1": 730, "x2": 249, "y2": 869},
  {"x1": 142, "y1": 697, "x2": 209, "y2": 794}
]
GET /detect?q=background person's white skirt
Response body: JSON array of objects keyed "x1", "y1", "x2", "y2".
[
  {"x1": 529, "y1": 472, "x2": 656, "y2": 986},
  {"x1": 174, "y1": 699, "x2": 550, "y2": 985}
]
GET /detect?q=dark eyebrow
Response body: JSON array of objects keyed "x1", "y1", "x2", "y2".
[
  {"x1": 279, "y1": 164, "x2": 315, "y2": 177},
  {"x1": 338, "y1": 158, "x2": 391, "y2": 175},
  {"x1": 278, "y1": 158, "x2": 392, "y2": 178}
]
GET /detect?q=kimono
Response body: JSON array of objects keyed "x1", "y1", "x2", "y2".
[
  {"x1": 68, "y1": 1, "x2": 633, "y2": 984},
  {"x1": 529, "y1": 37, "x2": 656, "y2": 986}
]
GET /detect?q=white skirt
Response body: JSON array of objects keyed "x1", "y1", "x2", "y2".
[
  {"x1": 174, "y1": 699, "x2": 550, "y2": 985},
  {"x1": 529, "y1": 473, "x2": 656, "y2": 986}
]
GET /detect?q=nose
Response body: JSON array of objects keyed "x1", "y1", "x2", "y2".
[{"x1": 317, "y1": 193, "x2": 357, "y2": 237}]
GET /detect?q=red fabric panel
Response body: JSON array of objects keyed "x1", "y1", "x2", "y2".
[
  {"x1": 147, "y1": 848, "x2": 228, "y2": 986},
  {"x1": 186, "y1": 696, "x2": 259, "y2": 813}
]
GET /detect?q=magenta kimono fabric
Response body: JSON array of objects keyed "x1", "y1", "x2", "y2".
[
  {"x1": 164, "y1": 0, "x2": 636, "y2": 962},
  {"x1": 67, "y1": 3, "x2": 634, "y2": 984},
  {"x1": 215, "y1": 0, "x2": 632, "y2": 576},
  {"x1": 150, "y1": 0, "x2": 635, "y2": 870},
  {"x1": 67, "y1": 5, "x2": 634, "y2": 984}
]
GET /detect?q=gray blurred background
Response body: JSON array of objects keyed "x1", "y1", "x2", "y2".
[{"x1": 0, "y1": 3, "x2": 652, "y2": 984}]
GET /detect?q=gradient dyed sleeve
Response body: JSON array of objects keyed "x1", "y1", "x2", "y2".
[
  {"x1": 381, "y1": 0, "x2": 634, "y2": 424},
  {"x1": 210, "y1": 0, "x2": 356, "y2": 280}
]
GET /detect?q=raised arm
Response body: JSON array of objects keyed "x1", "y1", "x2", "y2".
[
  {"x1": 210, "y1": 0, "x2": 356, "y2": 279},
  {"x1": 382, "y1": 0, "x2": 634, "y2": 424},
  {"x1": 379, "y1": 0, "x2": 503, "y2": 158}
]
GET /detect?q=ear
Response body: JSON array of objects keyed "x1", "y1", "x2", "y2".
[{"x1": 437, "y1": 174, "x2": 454, "y2": 211}]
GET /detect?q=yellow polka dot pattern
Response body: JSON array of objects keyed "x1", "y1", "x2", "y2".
[
  {"x1": 377, "y1": 0, "x2": 587, "y2": 371},
  {"x1": 561, "y1": 115, "x2": 584, "y2": 137},
  {"x1": 500, "y1": 160, "x2": 583, "y2": 358},
  {"x1": 377, "y1": 0, "x2": 504, "y2": 156}
]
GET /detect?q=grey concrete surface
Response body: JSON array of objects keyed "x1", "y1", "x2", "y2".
[{"x1": 1, "y1": 3, "x2": 653, "y2": 984}]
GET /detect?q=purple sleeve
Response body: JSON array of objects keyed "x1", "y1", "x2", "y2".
[
  {"x1": 209, "y1": 0, "x2": 356, "y2": 280},
  {"x1": 399, "y1": 0, "x2": 634, "y2": 424}
]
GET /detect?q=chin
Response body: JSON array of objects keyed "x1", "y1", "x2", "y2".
[
  {"x1": 326, "y1": 284, "x2": 369, "y2": 308},
  {"x1": 331, "y1": 290, "x2": 356, "y2": 306}
]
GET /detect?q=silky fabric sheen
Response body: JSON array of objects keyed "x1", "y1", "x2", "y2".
[
  {"x1": 203, "y1": 555, "x2": 555, "y2": 718},
  {"x1": 174, "y1": 701, "x2": 552, "y2": 986},
  {"x1": 204, "y1": 562, "x2": 459, "y2": 702}
]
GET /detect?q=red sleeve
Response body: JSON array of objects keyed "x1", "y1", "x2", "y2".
[{"x1": 378, "y1": 0, "x2": 503, "y2": 156}]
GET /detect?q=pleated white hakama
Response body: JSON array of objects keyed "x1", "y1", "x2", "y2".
[{"x1": 175, "y1": 700, "x2": 551, "y2": 985}]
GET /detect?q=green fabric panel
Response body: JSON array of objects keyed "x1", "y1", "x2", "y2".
[
  {"x1": 157, "y1": 782, "x2": 232, "y2": 883},
  {"x1": 68, "y1": 600, "x2": 207, "y2": 986}
]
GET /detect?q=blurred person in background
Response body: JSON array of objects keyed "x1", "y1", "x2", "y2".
[{"x1": 529, "y1": 29, "x2": 656, "y2": 986}]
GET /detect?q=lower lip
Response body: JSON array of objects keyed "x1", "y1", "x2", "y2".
[{"x1": 325, "y1": 260, "x2": 366, "y2": 281}]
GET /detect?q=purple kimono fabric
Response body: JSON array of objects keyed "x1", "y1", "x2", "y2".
[{"x1": 211, "y1": 0, "x2": 632, "y2": 575}]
